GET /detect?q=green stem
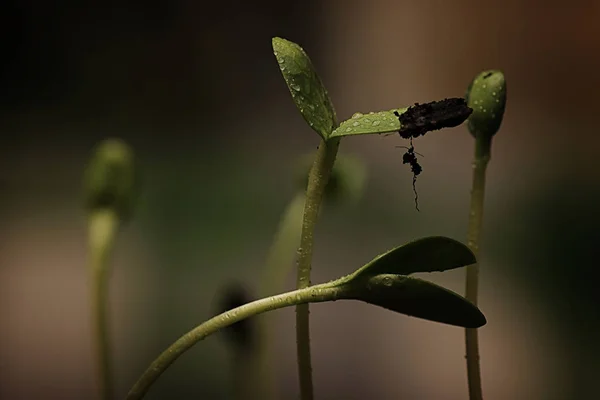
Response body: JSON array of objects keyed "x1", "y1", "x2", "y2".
[
  {"x1": 125, "y1": 283, "x2": 347, "y2": 400},
  {"x1": 88, "y1": 209, "x2": 120, "y2": 400},
  {"x1": 465, "y1": 133, "x2": 491, "y2": 400},
  {"x1": 231, "y1": 350, "x2": 261, "y2": 400},
  {"x1": 257, "y1": 191, "x2": 306, "y2": 400},
  {"x1": 296, "y1": 137, "x2": 340, "y2": 400},
  {"x1": 260, "y1": 192, "x2": 307, "y2": 297}
]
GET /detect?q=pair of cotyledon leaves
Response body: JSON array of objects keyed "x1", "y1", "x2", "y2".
[
  {"x1": 272, "y1": 37, "x2": 485, "y2": 328},
  {"x1": 325, "y1": 236, "x2": 485, "y2": 328},
  {"x1": 273, "y1": 37, "x2": 409, "y2": 140}
]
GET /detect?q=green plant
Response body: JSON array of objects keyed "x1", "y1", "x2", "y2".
[
  {"x1": 79, "y1": 38, "x2": 504, "y2": 400},
  {"x1": 83, "y1": 138, "x2": 138, "y2": 400},
  {"x1": 125, "y1": 237, "x2": 484, "y2": 400},
  {"x1": 463, "y1": 70, "x2": 507, "y2": 400},
  {"x1": 254, "y1": 153, "x2": 367, "y2": 400}
]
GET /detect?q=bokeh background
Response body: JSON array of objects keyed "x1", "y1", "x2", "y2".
[{"x1": 2, "y1": 0, "x2": 599, "y2": 399}]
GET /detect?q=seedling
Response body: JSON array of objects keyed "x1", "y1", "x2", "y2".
[
  {"x1": 83, "y1": 138, "x2": 138, "y2": 400},
  {"x1": 463, "y1": 70, "x2": 507, "y2": 400},
  {"x1": 78, "y1": 38, "x2": 507, "y2": 400}
]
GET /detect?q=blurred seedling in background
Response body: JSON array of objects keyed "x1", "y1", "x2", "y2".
[
  {"x1": 79, "y1": 37, "x2": 506, "y2": 400},
  {"x1": 83, "y1": 138, "x2": 139, "y2": 400}
]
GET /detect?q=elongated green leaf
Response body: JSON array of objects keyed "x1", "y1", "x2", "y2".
[
  {"x1": 318, "y1": 236, "x2": 484, "y2": 328},
  {"x1": 272, "y1": 37, "x2": 337, "y2": 140},
  {"x1": 350, "y1": 274, "x2": 485, "y2": 328},
  {"x1": 330, "y1": 109, "x2": 406, "y2": 138},
  {"x1": 344, "y1": 236, "x2": 475, "y2": 283}
]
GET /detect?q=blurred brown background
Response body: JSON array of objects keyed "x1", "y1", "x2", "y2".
[{"x1": 1, "y1": 0, "x2": 599, "y2": 399}]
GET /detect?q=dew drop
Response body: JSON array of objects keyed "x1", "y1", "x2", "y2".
[
  {"x1": 363, "y1": 118, "x2": 371, "y2": 123},
  {"x1": 372, "y1": 120, "x2": 381, "y2": 126},
  {"x1": 291, "y1": 83, "x2": 301, "y2": 92},
  {"x1": 345, "y1": 127, "x2": 353, "y2": 132},
  {"x1": 492, "y1": 91, "x2": 496, "y2": 96},
  {"x1": 352, "y1": 112, "x2": 363, "y2": 119}
]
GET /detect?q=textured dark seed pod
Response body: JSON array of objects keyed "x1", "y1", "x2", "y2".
[
  {"x1": 83, "y1": 138, "x2": 139, "y2": 221},
  {"x1": 465, "y1": 70, "x2": 507, "y2": 138}
]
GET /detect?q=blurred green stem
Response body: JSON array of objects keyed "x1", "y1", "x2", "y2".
[
  {"x1": 296, "y1": 137, "x2": 340, "y2": 400},
  {"x1": 260, "y1": 192, "x2": 307, "y2": 296},
  {"x1": 257, "y1": 192, "x2": 306, "y2": 399},
  {"x1": 232, "y1": 350, "x2": 262, "y2": 400},
  {"x1": 125, "y1": 283, "x2": 346, "y2": 400},
  {"x1": 88, "y1": 209, "x2": 119, "y2": 400},
  {"x1": 465, "y1": 133, "x2": 492, "y2": 400}
]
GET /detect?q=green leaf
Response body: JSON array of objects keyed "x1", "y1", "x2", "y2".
[
  {"x1": 331, "y1": 98, "x2": 474, "y2": 139},
  {"x1": 345, "y1": 236, "x2": 475, "y2": 282},
  {"x1": 330, "y1": 109, "x2": 406, "y2": 138},
  {"x1": 350, "y1": 274, "x2": 486, "y2": 328},
  {"x1": 465, "y1": 70, "x2": 506, "y2": 138},
  {"x1": 318, "y1": 236, "x2": 484, "y2": 328},
  {"x1": 272, "y1": 37, "x2": 337, "y2": 140}
]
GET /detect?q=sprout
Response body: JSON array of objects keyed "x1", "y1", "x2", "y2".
[{"x1": 83, "y1": 138, "x2": 139, "y2": 221}]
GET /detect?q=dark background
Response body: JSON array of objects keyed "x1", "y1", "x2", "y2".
[{"x1": 1, "y1": 0, "x2": 599, "y2": 399}]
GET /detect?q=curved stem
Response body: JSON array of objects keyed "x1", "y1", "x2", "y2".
[
  {"x1": 296, "y1": 137, "x2": 340, "y2": 400},
  {"x1": 125, "y1": 284, "x2": 345, "y2": 400},
  {"x1": 88, "y1": 209, "x2": 119, "y2": 400},
  {"x1": 465, "y1": 133, "x2": 491, "y2": 400}
]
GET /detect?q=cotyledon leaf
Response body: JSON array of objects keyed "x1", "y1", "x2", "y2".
[
  {"x1": 330, "y1": 109, "x2": 407, "y2": 138},
  {"x1": 84, "y1": 138, "x2": 139, "y2": 221},
  {"x1": 272, "y1": 37, "x2": 337, "y2": 140},
  {"x1": 465, "y1": 70, "x2": 507, "y2": 138},
  {"x1": 348, "y1": 274, "x2": 486, "y2": 328},
  {"x1": 331, "y1": 98, "x2": 473, "y2": 139},
  {"x1": 331, "y1": 236, "x2": 476, "y2": 288}
]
